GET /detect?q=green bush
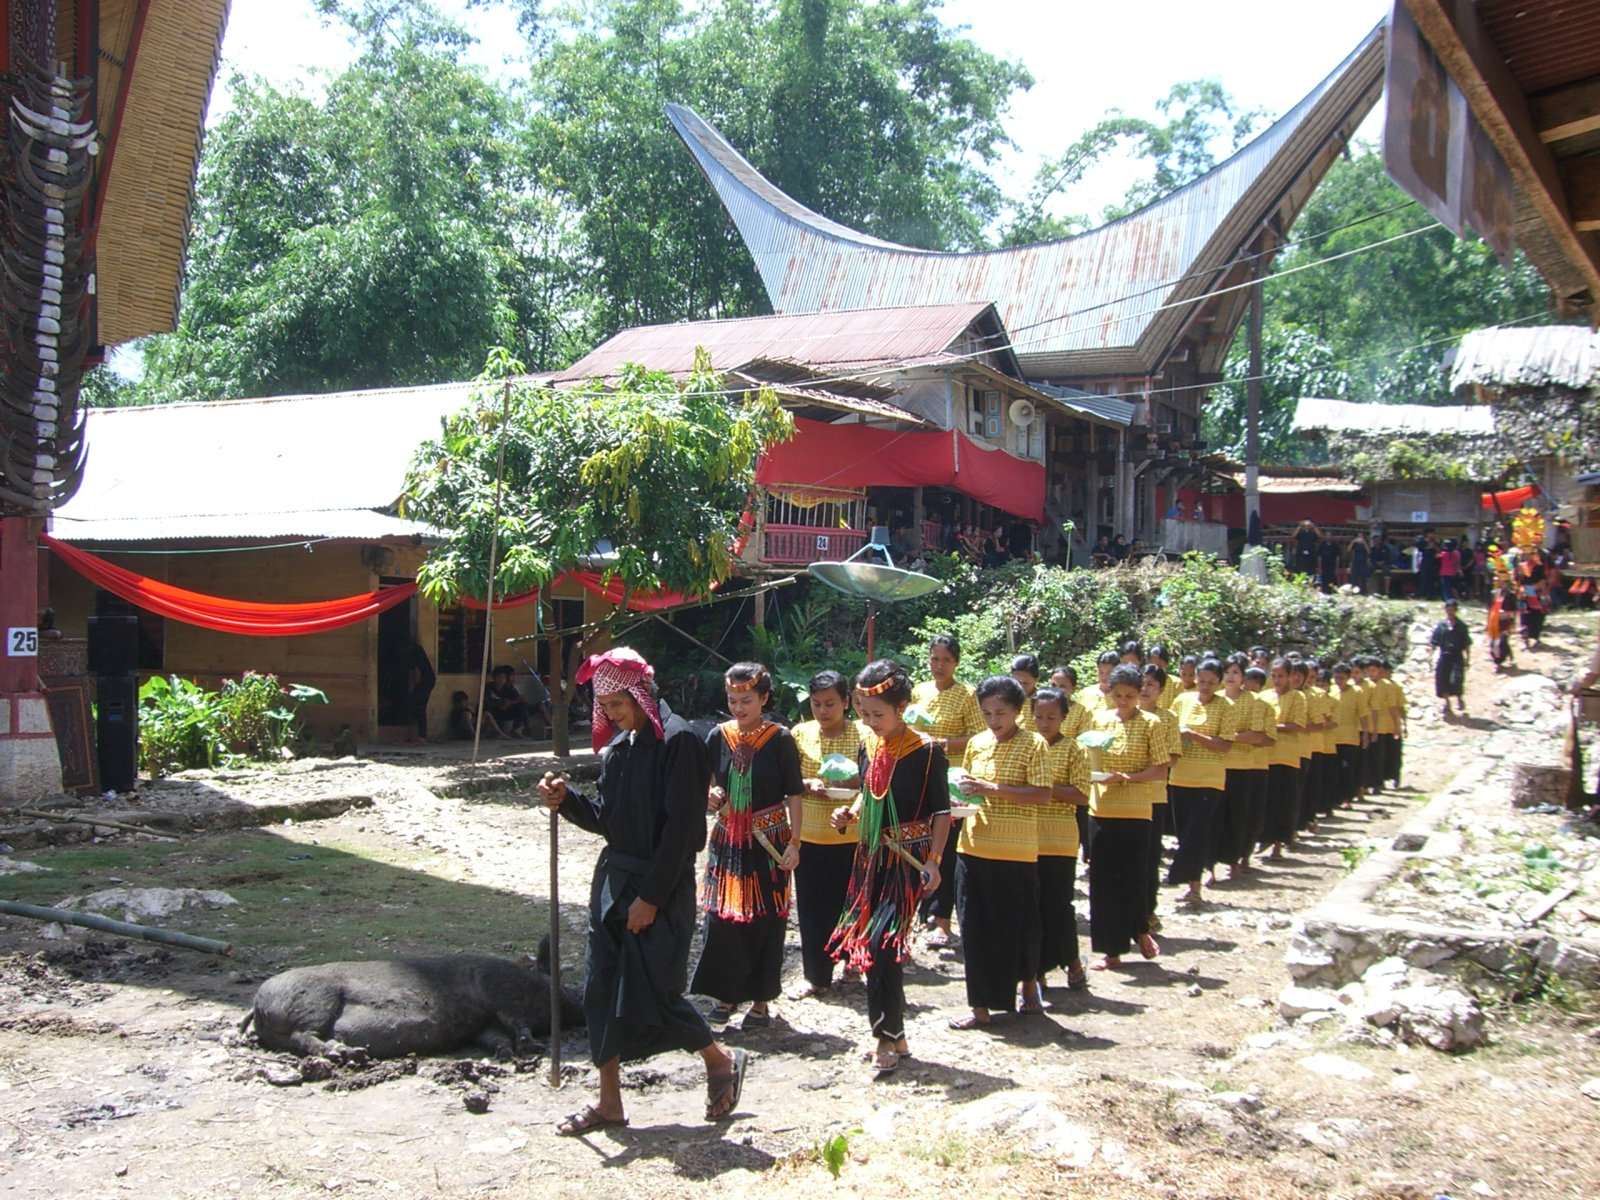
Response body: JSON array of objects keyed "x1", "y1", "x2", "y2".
[{"x1": 138, "y1": 671, "x2": 328, "y2": 778}]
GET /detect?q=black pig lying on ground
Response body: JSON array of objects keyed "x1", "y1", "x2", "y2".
[{"x1": 239, "y1": 935, "x2": 584, "y2": 1059}]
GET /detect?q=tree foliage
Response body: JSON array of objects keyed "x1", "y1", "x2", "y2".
[
  {"x1": 403, "y1": 347, "x2": 793, "y2": 606},
  {"x1": 1202, "y1": 147, "x2": 1556, "y2": 463},
  {"x1": 125, "y1": 7, "x2": 587, "y2": 403},
  {"x1": 1004, "y1": 79, "x2": 1267, "y2": 246},
  {"x1": 525, "y1": 0, "x2": 1032, "y2": 332}
]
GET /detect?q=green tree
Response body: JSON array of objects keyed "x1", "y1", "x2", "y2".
[
  {"x1": 1005, "y1": 79, "x2": 1267, "y2": 245},
  {"x1": 127, "y1": 8, "x2": 587, "y2": 403},
  {"x1": 403, "y1": 346, "x2": 793, "y2": 752},
  {"x1": 1202, "y1": 146, "x2": 1555, "y2": 462},
  {"x1": 524, "y1": 0, "x2": 1031, "y2": 332}
]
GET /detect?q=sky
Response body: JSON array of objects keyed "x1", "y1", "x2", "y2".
[{"x1": 213, "y1": 0, "x2": 1393, "y2": 218}]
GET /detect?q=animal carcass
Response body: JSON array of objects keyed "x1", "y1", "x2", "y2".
[{"x1": 240, "y1": 937, "x2": 583, "y2": 1059}]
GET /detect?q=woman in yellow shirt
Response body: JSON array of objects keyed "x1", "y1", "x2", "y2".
[
  {"x1": 1010, "y1": 653, "x2": 1041, "y2": 732},
  {"x1": 1089, "y1": 665, "x2": 1170, "y2": 968},
  {"x1": 1261, "y1": 658, "x2": 1306, "y2": 860},
  {"x1": 1167, "y1": 658, "x2": 1236, "y2": 906},
  {"x1": 951, "y1": 675, "x2": 1051, "y2": 1029},
  {"x1": 911, "y1": 632, "x2": 984, "y2": 946},
  {"x1": 1139, "y1": 664, "x2": 1181, "y2": 932},
  {"x1": 789, "y1": 670, "x2": 864, "y2": 999},
  {"x1": 1030, "y1": 687, "x2": 1091, "y2": 994},
  {"x1": 1217, "y1": 656, "x2": 1273, "y2": 877}
]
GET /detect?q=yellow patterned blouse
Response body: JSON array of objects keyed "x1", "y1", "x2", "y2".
[
  {"x1": 1040, "y1": 735, "x2": 1090, "y2": 857},
  {"x1": 1087, "y1": 708, "x2": 1166, "y2": 821},
  {"x1": 1061, "y1": 698, "x2": 1092, "y2": 742},
  {"x1": 957, "y1": 728, "x2": 1050, "y2": 862},
  {"x1": 1168, "y1": 692, "x2": 1237, "y2": 791},
  {"x1": 790, "y1": 719, "x2": 864, "y2": 845},
  {"x1": 1332, "y1": 682, "x2": 1367, "y2": 746},
  {"x1": 910, "y1": 680, "x2": 984, "y2": 743},
  {"x1": 1229, "y1": 690, "x2": 1273, "y2": 771},
  {"x1": 1263, "y1": 688, "x2": 1306, "y2": 767}
]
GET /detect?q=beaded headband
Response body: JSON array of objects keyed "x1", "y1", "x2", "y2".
[
  {"x1": 727, "y1": 675, "x2": 761, "y2": 692},
  {"x1": 856, "y1": 676, "x2": 895, "y2": 697}
]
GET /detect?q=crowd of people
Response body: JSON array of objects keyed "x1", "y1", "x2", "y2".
[{"x1": 536, "y1": 634, "x2": 1414, "y2": 1134}]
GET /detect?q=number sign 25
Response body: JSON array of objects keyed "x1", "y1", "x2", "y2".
[{"x1": 7, "y1": 627, "x2": 38, "y2": 657}]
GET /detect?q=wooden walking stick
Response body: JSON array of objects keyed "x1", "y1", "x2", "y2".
[
  {"x1": 1566, "y1": 696, "x2": 1590, "y2": 812},
  {"x1": 549, "y1": 803, "x2": 561, "y2": 1087}
]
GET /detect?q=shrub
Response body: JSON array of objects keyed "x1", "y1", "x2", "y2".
[{"x1": 138, "y1": 671, "x2": 328, "y2": 777}]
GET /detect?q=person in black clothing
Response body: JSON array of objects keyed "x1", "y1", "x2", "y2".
[
  {"x1": 1430, "y1": 601, "x2": 1472, "y2": 716},
  {"x1": 402, "y1": 640, "x2": 436, "y2": 745},
  {"x1": 538, "y1": 648, "x2": 744, "y2": 1134},
  {"x1": 1370, "y1": 534, "x2": 1395, "y2": 596},
  {"x1": 485, "y1": 665, "x2": 533, "y2": 737},
  {"x1": 1349, "y1": 533, "x2": 1371, "y2": 593},
  {"x1": 1317, "y1": 537, "x2": 1341, "y2": 593},
  {"x1": 1416, "y1": 532, "x2": 1439, "y2": 599}
]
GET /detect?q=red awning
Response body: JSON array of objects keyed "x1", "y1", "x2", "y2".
[{"x1": 755, "y1": 417, "x2": 1045, "y2": 522}]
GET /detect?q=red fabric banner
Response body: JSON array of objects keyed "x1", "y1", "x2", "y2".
[
  {"x1": 42, "y1": 535, "x2": 417, "y2": 637},
  {"x1": 1482, "y1": 484, "x2": 1536, "y2": 511},
  {"x1": 756, "y1": 417, "x2": 1045, "y2": 522}
]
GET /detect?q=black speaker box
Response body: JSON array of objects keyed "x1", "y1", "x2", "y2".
[
  {"x1": 87, "y1": 614, "x2": 140, "y2": 676},
  {"x1": 95, "y1": 675, "x2": 139, "y2": 794}
]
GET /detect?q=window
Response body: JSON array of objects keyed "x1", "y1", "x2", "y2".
[
  {"x1": 984, "y1": 391, "x2": 1002, "y2": 438},
  {"x1": 436, "y1": 604, "x2": 486, "y2": 674}
]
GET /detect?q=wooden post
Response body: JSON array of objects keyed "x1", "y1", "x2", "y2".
[
  {"x1": 1245, "y1": 256, "x2": 1264, "y2": 543},
  {"x1": 0, "y1": 517, "x2": 61, "y2": 801},
  {"x1": 471, "y1": 380, "x2": 514, "y2": 765}
]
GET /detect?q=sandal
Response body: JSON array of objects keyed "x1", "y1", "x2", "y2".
[
  {"x1": 705, "y1": 1048, "x2": 747, "y2": 1121},
  {"x1": 556, "y1": 1106, "x2": 628, "y2": 1136},
  {"x1": 1138, "y1": 933, "x2": 1161, "y2": 961},
  {"x1": 948, "y1": 1013, "x2": 990, "y2": 1030},
  {"x1": 873, "y1": 1048, "x2": 899, "y2": 1076},
  {"x1": 789, "y1": 983, "x2": 826, "y2": 1001},
  {"x1": 924, "y1": 929, "x2": 952, "y2": 948},
  {"x1": 1018, "y1": 1000, "x2": 1045, "y2": 1015},
  {"x1": 1089, "y1": 957, "x2": 1120, "y2": 971},
  {"x1": 741, "y1": 1009, "x2": 771, "y2": 1029},
  {"x1": 710, "y1": 1004, "x2": 736, "y2": 1025},
  {"x1": 1066, "y1": 963, "x2": 1088, "y2": 991}
]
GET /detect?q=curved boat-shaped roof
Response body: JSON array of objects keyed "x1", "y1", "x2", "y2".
[{"x1": 667, "y1": 23, "x2": 1384, "y2": 380}]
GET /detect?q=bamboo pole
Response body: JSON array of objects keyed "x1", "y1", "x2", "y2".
[
  {"x1": 18, "y1": 808, "x2": 177, "y2": 841},
  {"x1": 472, "y1": 379, "x2": 515, "y2": 766},
  {"x1": 0, "y1": 900, "x2": 232, "y2": 955}
]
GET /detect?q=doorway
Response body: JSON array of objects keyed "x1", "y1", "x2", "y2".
[{"x1": 376, "y1": 578, "x2": 418, "y2": 726}]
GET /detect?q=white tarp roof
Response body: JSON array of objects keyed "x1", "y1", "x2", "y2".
[
  {"x1": 1291, "y1": 397, "x2": 1496, "y2": 437},
  {"x1": 52, "y1": 382, "x2": 483, "y2": 543}
]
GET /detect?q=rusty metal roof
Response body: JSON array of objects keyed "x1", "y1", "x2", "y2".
[
  {"x1": 666, "y1": 24, "x2": 1384, "y2": 380},
  {"x1": 556, "y1": 302, "x2": 1004, "y2": 381},
  {"x1": 1292, "y1": 397, "x2": 1496, "y2": 437}
]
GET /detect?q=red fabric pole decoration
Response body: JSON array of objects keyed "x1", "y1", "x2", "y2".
[{"x1": 41, "y1": 535, "x2": 418, "y2": 636}]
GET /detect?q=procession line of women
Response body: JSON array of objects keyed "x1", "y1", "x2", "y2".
[{"x1": 687, "y1": 637, "x2": 1409, "y2": 1074}]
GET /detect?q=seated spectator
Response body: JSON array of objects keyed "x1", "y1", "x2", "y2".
[
  {"x1": 448, "y1": 690, "x2": 503, "y2": 741},
  {"x1": 485, "y1": 665, "x2": 534, "y2": 737}
]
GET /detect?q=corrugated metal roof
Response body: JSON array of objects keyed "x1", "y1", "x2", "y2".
[
  {"x1": 54, "y1": 382, "x2": 482, "y2": 539},
  {"x1": 665, "y1": 24, "x2": 1384, "y2": 379},
  {"x1": 1225, "y1": 472, "x2": 1365, "y2": 496},
  {"x1": 1291, "y1": 398, "x2": 1496, "y2": 436},
  {"x1": 1450, "y1": 325, "x2": 1600, "y2": 392},
  {"x1": 1033, "y1": 383, "x2": 1136, "y2": 428},
  {"x1": 555, "y1": 302, "x2": 1001, "y2": 381}
]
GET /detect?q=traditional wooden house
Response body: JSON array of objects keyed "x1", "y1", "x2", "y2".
[
  {"x1": 554, "y1": 303, "x2": 1132, "y2": 565},
  {"x1": 665, "y1": 26, "x2": 1386, "y2": 546},
  {"x1": 44, "y1": 384, "x2": 615, "y2": 742}
]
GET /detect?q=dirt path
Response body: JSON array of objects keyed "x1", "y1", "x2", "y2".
[{"x1": 2, "y1": 603, "x2": 1599, "y2": 1199}]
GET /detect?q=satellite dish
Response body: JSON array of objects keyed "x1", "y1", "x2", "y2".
[
  {"x1": 807, "y1": 560, "x2": 947, "y2": 603},
  {"x1": 1009, "y1": 399, "x2": 1036, "y2": 427},
  {"x1": 806, "y1": 535, "x2": 945, "y2": 657}
]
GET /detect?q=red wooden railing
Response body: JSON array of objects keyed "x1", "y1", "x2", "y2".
[
  {"x1": 762, "y1": 525, "x2": 868, "y2": 564},
  {"x1": 922, "y1": 520, "x2": 946, "y2": 552}
]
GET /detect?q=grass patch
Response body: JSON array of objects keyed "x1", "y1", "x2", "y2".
[{"x1": 1, "y1": 827, "x2": 558, "y2": 963}]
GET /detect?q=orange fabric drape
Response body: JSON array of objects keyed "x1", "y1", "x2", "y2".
[{"x1": 42, "y1": 535, "x2": 418, "y2": 637}]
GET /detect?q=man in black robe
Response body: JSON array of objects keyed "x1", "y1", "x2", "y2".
[
  {"x1": 1430, "y1": 600, "x2": 1471, "y2": 716},
  {"x1": 537, "y1": 648, "x2": 745, "y2": 1135}
]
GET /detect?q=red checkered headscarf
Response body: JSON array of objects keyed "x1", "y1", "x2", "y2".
[{"x1": 575, "y1": 647, "x2": 665, "y2": 752}]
